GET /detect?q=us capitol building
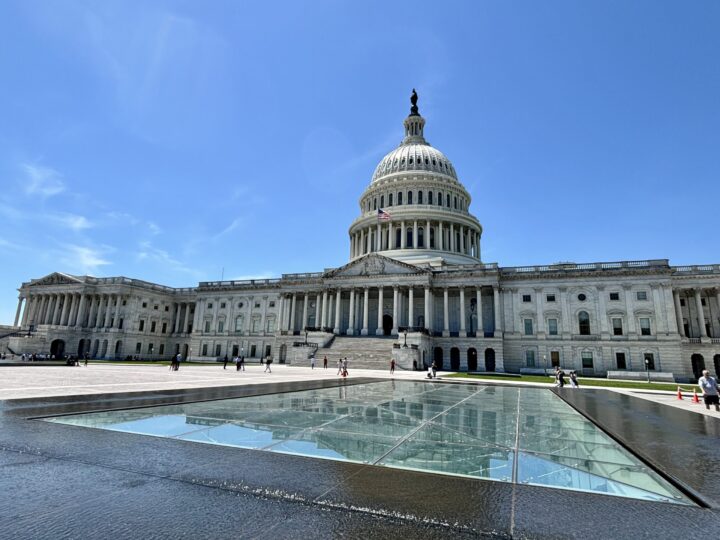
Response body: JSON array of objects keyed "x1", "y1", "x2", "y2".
[{"x1": 5, "y1": 92, "x2": 720, "y2": 381}]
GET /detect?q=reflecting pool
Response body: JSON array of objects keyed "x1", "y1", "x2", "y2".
[{"x1": 44, "y1": 381, "x2": 693, "y2": 504}]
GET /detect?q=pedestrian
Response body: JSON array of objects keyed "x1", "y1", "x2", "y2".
[
  {"x1": 223, "y1": 355, "x2": 229, "y2": 369},
  {"x1": 557, "y1": 370, "x2": 566, "y2": 388},
  {"x1": 553, "y1": 366, "x2": 561, "y2": 387},
  {"x1": 390, "y1": 358, "x2": 395, "y2": 374},
  {"x1": 240, "y1": 355, "x2": 245, "y2": 371},
  {"x1": 84, "y1": 353, "x2": 88, "y2": 367},
  {"x1": 264, "y1": 357, "x2": 272, "y2": 373},
  {"x1": 175, "y1": 353, "x2": 182, "y2": 371},
  {"x1": 310, "y1": 356, "x2": 316, "y2": 370},
  {"x1": 337, "y1": 359, "x2": 343, "y2": 375},
  {"x1": 431, "y1": 361, "x2": 437, "y2": 379},
  {"x1": 323, "y1": 356, "x2": 327, "y2": 369},
  {"x1": 342, "y1": 357, "x2": 348, "y2": 377},
  {"x1": 698, "y1": 369, "x2": 720, "y2": 412},
  {"x1": 235, "y1": 356, "x2": 241, "y2": 372},
  {"x1": 569, "y1": 371, "x2": 579, "y2": 388}
]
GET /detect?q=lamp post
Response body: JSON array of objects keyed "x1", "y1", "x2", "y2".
[
  {"x1": 403, "y1": 329, "x2": 408, "y2": 348},
  {"x1": 644, "y1": 358, "x2": 650, "y2": 383},
  {"x1": 543, "y1": 354, "x2": 547, "y2": 372}
]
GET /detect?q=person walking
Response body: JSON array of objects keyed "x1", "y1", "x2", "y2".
[
  {"x1": 310, "y1": 356, "x2": 316, "y2": 370},
  {"x1": 698, "y1": 369, "x2": 720, "y2": 412},
  {"x1": 323, "y1": 356, "x2": 328, "y2": 369},
  {"x1": 569, "y1": 371, "x2": 579, "y2": 388},
  {"x1": 223, "y1": 355, "x2": 229, "y2": 369},
  {"x1": 557, "y1": 370, "x2": 566, "y2": 388},
  {"x1": 342, "y1": 357, "x2": 348, "y2": 377},
  {"x1": 239, "y1": 355, "x2": 245, "y2": 371},
  {"x1": 337, "y1": 358, "x2": 343, "y2": 375},
  {"x1": 264, "y1": 357, "x2": 272, "y2": 373},
  {"x1": 235, "y1": 356, "x2": 241, "y2": 372},
  {"x1": 175, "y1": 353, "x2": 182, "y2": 371},
  {"x1": 431, "y1": 361, "x2": 437, "y2": 379},
  {"x1": 390, "y1": 358, "x2": 395, "y2": 374}
]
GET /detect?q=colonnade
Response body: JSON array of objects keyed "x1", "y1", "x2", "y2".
[
  {"x1": 350, "y1": 220, "x2": 481, "y2": 259},
  {"x1": 278, "y1": 285, "x2": 501, "y2": 337},
  {"x1": 672, "y1": 287, "x2": 720, "y2": 339},
  {"x1": 172, "y1": 302, "x2": 193, "y2": 334},
  {"x1": 15, "y1": 292, "x2": 127, "y2": 329}
]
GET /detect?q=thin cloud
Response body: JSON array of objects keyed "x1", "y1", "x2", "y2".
[
  {"x1": 59, "y1": 244, "x2": 112, "y2": 275},
  {"x1": 136, "y1": 241, "x2": 202, "y2": 277},
  {"x1": 21, "y1": 163, "x2": 66, "y2": 197},
  {"x1": 53, "y1": 213, "x2": 93, "y2": 231}
]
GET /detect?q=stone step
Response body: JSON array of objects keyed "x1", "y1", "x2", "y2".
[{"x1": 300, "y1": 336, "x2": 397, "y2": 370}]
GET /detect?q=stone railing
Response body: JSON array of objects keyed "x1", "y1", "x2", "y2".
[
  {"x1": 672, "y1": 264, "x2": 720, "y2": 274},
  {"x1": 199, "y1": 278, "x2": 281, "y2": 288},
  {"x1": 501, "y1": 259, "x2": 669, "y2": 275}
]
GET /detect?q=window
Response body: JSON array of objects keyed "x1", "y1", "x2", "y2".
[
  {"x1": 612, "y1": 318, "x2": 623, "y2": 336},
  {"x1": 438, "y1": 194, "x2": 443, "y2": 207},
  {"x1": 266, "y1": 317, "x2": 276, "y2": 332},
  {"x1": 215, "y1": 344, "x2": 221, "y2": 356},
  {"x1": 640, "y1": 317, "x2": 651, "y2": 336},
  {"x1": 522, "y1": 294, "x2": 532, "y2": 303},
  {"x1": 524, "y1": 318, "x2": 534, "y2": 335},
  {"x1": 161, "y1": 322, "x2": 167, "y2": 334},
  {"x1": 164, "y1": 306, "x2": 169, "y2": 312},
  {"x1": 429, "y1": 227, "x2": 435, "y2": 248},
  {"x1": 680, "y1": 298, "x2": 685, "y2": 307},
  {"x1": 644, "y1": 353, "x2": 655, "y2": 370},
  {"x1": 546, "y1": 294, "x2": 556, "y2": 302},
  {"x1": 636, "y1": 291, "x2": 647, "y2": 301},
  {"x1": 235, "y1": 316, "x2": 244, "y2": 332},
  {"x1": 207, "y1": 303, "x2": 213, "y2": 309},
  {"x1": 454, "y1": 196, "x2": 458, "y2": 209},
  {"x1": 398, "y1": 192, "x2": 403, "y2": 205},
  {"x1": 418, "y1": 227, "x2": 425, "y2": 248},
  {"x1": 122, "y1": 300, "x2": 127, "y2": 306},
  {"x1": 135, "y1": 342, "x2": 141, "y2": 354},
  {"x1": 159, "y1": 344, "x2": 165, "y2": 355},
  {"x1": 407, "y1": 191, "x2": 413, "y2": 204},
  {"x1": 610, "y1": 292, "x2": 620, "y2": 301},
  {"x1": 428, "y1": 191, "x2": 433, "y2": 205},
  {"x1": 153, "y1": 305, "x2": 158, "y2": 310},
  {"x1": 218, "y1": 321, "x2": 225, "y2": 333},
  {"x1": 616, "y1": 352, "x2": 627, "y2": 370},
  {"x1": 220, "y1": 302, "x2": 226, "y2": 309},
  {"x1": 254, "y1": 302, "x2": 261, "y2": 308},
  {"x1": 150, "y1": 321, "x2": 156, "y2": 333},
  {"x1": 142, "y1": 302, "x2": 147, "y2": 308},
  {"x1": 525, "y1": 350, "x2": 536, "y2": 367},
  {"x1": 380, "y1": 195, "x2": 384, "y2": 207},
  {"x1": 139, "y1": 320, "x2": 145, "y2": 332},
  {"x1": 548, "y1": 318, "x2": 558, "y2": 335},
  {"x1": 446, "y1": 194, "x2": 450, "y2": 207},
  {"x1": 202, "y1": 344, "x2": 208, "y2": 356},
  {"x1": 238, "y1": 302, "x2": 244, "y2": 308},
  {"x1": 118, "y1": 318, "x2": 124, "y2": 330},
  {"x1": 406, "y1": 229, "x2": 413, "y2": 247},
  {"x1": 251, "y1": 317, "x2": 261, "y2": 332},
  {"x1": 395, "y1": 227, "x2": 402, "y2": 247},
  {"x1": 269, "y1": 301, "x2": 275, "y2": 308},
  {"x1": 204, "y1": 321, "x2": 210, "y2": 333},
  {"x1": 577, "y1": 293, "x2": 586, "y2": 302},
  {"x1": 550, "y1": 351, "x2": 560, "y2": 367},
  {"x1": 148, "y1": 343, "x2": 154, "y2": 354},
  {"x1": 388, "y1": 193, "x2": 393, "y2": 206},
  {"x1": 418, "y1": 191, "x2": 423, "y2": 204},
  {"x1": 578, "y1": 311, "x2": 591, "y2": 335},
  {"x1": 582, "y1": 352, "x2": 594, "y2": 369},
  {"x1": 701, "y1": 298, "x2": 707, "y2": 306},
  {"x1": 373, "y1": 198, "x2": 377, "y2": 210}
]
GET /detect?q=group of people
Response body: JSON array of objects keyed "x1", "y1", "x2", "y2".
[
  {"x1": 309, "y1": 355, "x2": 329, "y2": 369},
  {"x1": 337, "y1": 357, "x2": 349, "y2": 377},
  {"x1": 553, "y1": 366, "x2": 580, "y2": 388},
  {"x1": 222, "y1": 355, "x2": 248, "y2": 372}
]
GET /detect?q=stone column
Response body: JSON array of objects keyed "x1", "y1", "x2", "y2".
[
  {"x1": 624, "y1": 286, "x2": 636, "y2": 335},
  {"x1": 52, "y1": 294, "x2": 63, "y2": 325},
  {"x1": 426, "y1": 220, "x2": 431, "y2": 248},
  {"x1": 400, "y1": 221, "x2": 406, "y2": 249},
  {"x1": 408, "y1": 287, "x2": 414, "y2": 328},
  {"x1": 535, "y1": 287, "x2": 544, "y2": 335},
  {"x1": 19, "y1": 297, "x2": 30, "y2": 327},
  {"x1": 76, "y1": 294, "x2": 87, "y2": 328},
  {"x1": 104, "y1": 296, "x2": 113, "y2": 328},
  {"x1": 459, "y1": 288, "x2": 466, "y2": 334},
  {"x1": 476, "y1": 288, "x2": 483, "y2": 335},
  {"x1": 350, "y1": 235, "x2": 354, "y2": 259},
  {"x1": 67, "y1": 294, "x2": 77, "y2": 326},
  {"x1": 334, "y1": 291, "x2": 342, "y2": 334},
  {"x1": 424, "y1": 287, "x2": 431, "y2": 332},
  {"x1": 60, "y1": 293, "x2": 71, "y2": 326},
  {"x1": 376, "y1": 222, "x2": 381, "y2": 252},
  {"x1": 376, "y1": 287, "x2": 384, "y2": 335},
  {"x1": 361, "y1": 287, "x2": 369, "y2": 335},
  {"x1": 597, "y1": 286, "x2": 608, "y2": 335},
  {"x1": 366, "y1": 228, "x2": 371, "y2": 253},
  {"x1": 347, "y1": 290, "x2": 356, "y2": 335},
  {"x1": 359, "y1": 230, "x2": 365, "y2": 256},
  {"x1": 460, "y1": 226, "x2": 465, "y2": 253},
  {"x1": 313, "y1": 293, "x2": 320, "y2": 328},
  {"x1": 38, "y1": 295, "x2": 47, "y2": 324},
  {"x1": 114, "y1": 295, "x2": 122, "y2": 328},
  {"x1": 392, "y1": 286, "x2": 399, "y2": 335},
  {"x1": 559, "y1": 287, "x2": 570, "y2": 336},
  {"x1": 14, "y1": 297, "x2": 24, "y2": 327},
  {"x1": 439, "y1": 222, "x2": 444, "y2": 250},
  {"x1": 94, "y1": 296, "x2": 104, "y2": 327},
  {"x1": 413, "y1": 221, "x2": 418, "y2": 248},
  {"x1": 301, "y1": 293, "x2": 309, "y2": 330},
  {"x1": 671, "y1": 290, "x2": 684, "y2": 336},
  {"x1": 695, "y1": 289, "x2": 707, "y2": 338},
  {"x1": 493, "y1": 286, "x2": 503, "y2": 334},
  {"x1": 174, "y1": 303, "x2": 182, "y2": 334},
  {"x1": 321, "y1": 291, "x2": 328, "y2": 329},
  {"x1": 183, "y1": 303, "x2": 191, "y2": 334},
  {"x1": 21, "y1": 296, "x2": 33, "y2": 327},
  {"x1": 289, "y1": 294, "x2": 297, "y2": 333},
  {"x1": 450, "y1": 223, "x2": 455, "y2": 252},
  {"x1": 443, "y1": 288, "x2": 449, "y2": 337}
]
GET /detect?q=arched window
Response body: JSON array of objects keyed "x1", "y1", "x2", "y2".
[
  {"x1": 446, "y1": 194, "x2": 451, "y2": 207},
  {"x1": 454, "y1": 196, "x2": 458, "y2": 209},
  {"x1": 373, "y1": 198, "x2": 377, "y2": 210},
  {"x1": 388, "y1": 193, "x2": 393, "y2": 206},
  {"x1": 578, "y1": 311, "x2": 591, "y2": 335},
  {"x1": 429, "y1": 227, "x2": 435, "y2": 248},
  {"x1": 395, "y1": 227, "x2": 401, "y2": 248},
  {"x1": 380, "y1": 195, "x2": 384, "y2": 207},
  {"x1": 438, "y1": 194, "x2": 443, "y2": 207},
  {"x1": 408, "y1": 191, "x2": 413, "y2": 204},
  {"x1": 418, "y1": 227, "x2": 425, "y2": 248},
  {"x1": 406, "y1": 228, "x2": 413, "y2": 248},
  {"x1": 418, "y1": 191, "x2": 423, "y2": 204},
  {"x1": 428, "y1": 191, "x2": 433, "y2": 205},
  {"x1": 398, "y1": 192, "x2": 403, "y2": 205},
  {"x1": 455, "y1": 231, "x2": 460, "y2": 252}
]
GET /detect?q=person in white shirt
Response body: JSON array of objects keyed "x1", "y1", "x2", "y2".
[{"x1": 698, "y1": 370, "x2": 719, "y2": 411}]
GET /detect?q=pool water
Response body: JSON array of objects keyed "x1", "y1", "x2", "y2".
[{"x1": 43, "y1": 381, "x2": 693, "y2": 505}]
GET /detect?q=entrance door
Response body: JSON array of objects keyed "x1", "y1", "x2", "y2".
[
  {"x1": 450, "y1": 348, "x2": 460, "y2": 371},
  {"x1": 183, "y1": 344, "x2": 189, "y2": 359},
  {"x1": 77, "y1": 339, "x2": 86, "y2": 356},
  {"x1": 50, "y1": 339, "x2": 65, "y2": 358},
  {"x1": 433, "y1": 347, "x2": 443, "y2": 370},
  {"x1": 467, "y1": 348, "x2": 477, "y2": 372},
  {"x1": 691, "y1": 354, "x2": 705, "y2": 380},
  {"x1": 232, "y1": 345, "x2": 239, "y2": 357},
  {"x1": 484, "y1": 348, "x2": 496, "y2": 372},
  {"x1": 715, "y1": 354, "x2": 720, "y2": 378},
  {"x1": 382, "y1": 314, "x2": 393, "y2": 336}
]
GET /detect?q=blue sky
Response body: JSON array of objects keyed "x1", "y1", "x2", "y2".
[{"x1": 1, "y1": 0, "x2": 719, "y2": 324}]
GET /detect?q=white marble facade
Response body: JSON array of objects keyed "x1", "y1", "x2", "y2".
[{"x1": 7, "y1": 94, "x2": 720, "y2": 381}]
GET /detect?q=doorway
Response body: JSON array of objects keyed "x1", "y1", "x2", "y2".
[
  {"x1": 50, "y1": 339, "x2": 65, "y2": 358},
  {"x1": 467, "y1": 348, "x2": 477, "y2": 372},
  {"x1": 484, "y1": 348, "x2": 496, "y2": 372},
  {"x1": 433, "y1": 347, "x2": 443, "y2": 370},
  {"x1": 691, "y1": 353, "x2": 705, "y2": 380},
  {"x1": 450, "y1": 347, "x2": 460, "y2": 371},
  {"x1": 382, "y1": 314, "x2": 393, "y2": 336}
]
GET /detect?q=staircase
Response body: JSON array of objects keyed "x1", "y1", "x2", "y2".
[{"x1": 309, "y1": 336, "x2": 397, "y2": 369}]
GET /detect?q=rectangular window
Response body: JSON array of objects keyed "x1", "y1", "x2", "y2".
[
  {"x1": 380, "y1": 195, "x2": 384, "y2": 207},
  {"x1": 640, "y1": 317, "x2": 651, "y2": 336},
  {"x1": 235, "y1": 317, "x2": 243, "y2": 332},
  {"x1": 139, "y1": 320, "x2": 145, "y2": 332},
  {"x1": 546, "y1": 294, "x2": 555, "y2": 302},
  {"x1": 254, "y1": 302, "x2": 261, "y2": 308},
  {"x1": 118, "y1": 318, "x2": 124, "y2": 330},
  {"x1": 135, "y1": 342, "x2": 141, "y2": 354},
  {"x1": 266, "y1": 317, "x2": 276, "y2": 332},
  {"x1": 153, "y1": 305, "x2": 158, "y2": 310},
  {"x1": 251, "y1": 318, "x2": 261, "y2": 332},
  {"x1": 644, "y1": 353, "x2": 655, "y2": 370},
  {"x1": 269, "y1": 301, "x2": 275, "y2": 308},
  {"x1": 612, "y1": 318, "x2": 623, "y2": 336},
  {"x1": 201, "y1": 344, "x2": 208, "y2": 356},
  {"x1": 218, "y1": 321, "x2": 224, "y2": 333},
  {"x1": 616, "y1": 352, "x2": 627, "y2": 370},
  {"x1": 142, "y1": 302, "x2": 147, "y2": 308},
  {"x1": 164, "y1": 306, "x2": 169, "y2": 311},
  {"x1": 548, "y1": 319, "x2": 558, "y2": 335},
  {"x1": 159, "y1": 344, "x2": 165, "y2": 355},
  {"x1": 550, "y1": 351, "x2": 560, "y2": 367},
  {"x1": 701, "y1": 298, "x2": 706, "y2": 306},
  {"x1": 609, "y1": 292, "x2": 619, "y2": 301},
  {"x1": 388, "y1": 193, "x2": 393, "y2": 206},
  {"x1": 418, "y1": 191, "x2": 423, "y2": 204},
  {"x1": 398, "y1": 192, "x2": 403, "y2": 205},
  {"x1": 122, "y1": 300, "x2": 127, "y2": 306},
  {"x1": 522, "y1": 294, "x2": 531, "y2": 303},
  {"x1": 525, "y1": 350, "x2": 535, "y2": 367},
  {"x1": 220, "y1": 302, "x2": 226, "y2": 309},
  {"x1": 446, "y1": 194, "x2": 450, "y2": 207},
  {"x1": 524, "y1": 318, "x2": 534, "y2": 335},
  {"x1": 147, "y1": 343, "x2": 154, "y2": 354},
  {"x1": 215, "y1": 344, "x2": 221, "y2": 356},
  {"x1": 161, "y1": 322, "x2": 167, "y2": 334},
  {"x1": 680, "y1": 298, "x2": 685, "y2": 307},
  {"x1": 636, "y1": 291, "x2": 648, "y2": 301},
  {"x1": 581, "y1": 352, "x2": 593, "y2": 369},
  {"x1": 150, "y1": 321, "x2": 156, "y2": 333},
  {"x1": 207, "y1": 303, "x2": 213, "y2": 309},
  {"x1": 204, "y1": 321, "x2": 210, "y2": 333}
]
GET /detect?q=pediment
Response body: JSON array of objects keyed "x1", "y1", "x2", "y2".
[
  {"x1": 29, "y1": 272, "x2": 83, "y2": 287},
  {"x1": 326, "y1": 254, "x2": 429, "y2": 278}
]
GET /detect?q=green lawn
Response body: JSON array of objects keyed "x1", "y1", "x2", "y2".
[{"x1": 446, "y1": 372, "x2": 687, "y2": 392}]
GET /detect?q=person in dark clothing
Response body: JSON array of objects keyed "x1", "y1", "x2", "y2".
[
  {"x1": 323, "y1": 356, "x2": 328, "y2": 369},
  {"x1": 223, "y1": 355, "x2": 229, "y2": 369},
  {"x1": 390, "y1": 359, "x2": 395, "y2": 374},
  {"x1": 558, "y1": 370, "x2": 566, "y2": 388}
]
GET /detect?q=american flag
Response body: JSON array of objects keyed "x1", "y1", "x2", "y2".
[{"x1": 377, "y1": 208, "x2": 391, "y2": 221}]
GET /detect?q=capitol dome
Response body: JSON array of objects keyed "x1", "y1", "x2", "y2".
[{"x1": 348, "y1": 90, "x2": 482, "y2": 267}]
